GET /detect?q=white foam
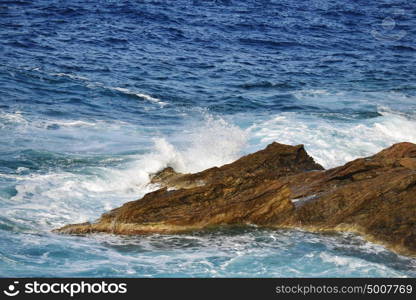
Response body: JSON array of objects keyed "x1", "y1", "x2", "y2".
[
  {"x1": 7, "y1": 108, "x2": 414, "y2": 231},
  {"x1": 51, "y1": 73, "x2": 89, "y2": 81},
  {"x1": 111, "y1": 87, "x2": 167, "y2": 107},
  {"x1": 16, "y1": 167, "x2": 29, "y2": 173},
  {"x1": 0, "y1": 111, "x2": 28, "y2": 127},
  {"x1": 293, "y1": 89, "x2": 333, "y2": 98},
  {"x1": 44, "y1": 120, "x2": 97, "y2": 128},
  {"x1": 0, "y1": 109, "x2": 115, "y2": 132},
  {"x1": 249, "y1": 108, "x2": 416, "y2": 168},
  {"x1": 146, "y1": 116, "x2": 247, "y2": 173},
  {"x1": 49, "y1": 71, "x2": 167, "y2": 107},
  {"x1": 4, "y1": 116, "x2": 247, "y2": 230},
  {"x1": 7, "y1": 169, "x2": 151, "y2": 230},
  {"x1": 318, "y1": 252, "x2": 405, "y2": 277}
]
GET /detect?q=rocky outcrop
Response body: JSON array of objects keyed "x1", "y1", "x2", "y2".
[{"x1": 54, "y1": 142, "x2": 416, "y2": 257}]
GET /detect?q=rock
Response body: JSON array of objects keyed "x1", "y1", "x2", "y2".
[
  {"x1": 54, "y1": 142, "x2": 416, "y2": 257},
  {"x1": 150, "y1": 143, "x2": 324, "y2": 189}
]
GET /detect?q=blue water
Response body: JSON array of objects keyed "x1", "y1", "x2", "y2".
[{"x1": 1, "y1": 0, "x2": 416, "y2": 277}]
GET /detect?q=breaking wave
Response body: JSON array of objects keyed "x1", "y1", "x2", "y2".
[{"x1": 250, "y1": 107, "x2": 416, "y2": 168}]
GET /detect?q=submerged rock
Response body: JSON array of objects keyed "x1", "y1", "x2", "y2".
[{"x1": 54, "y1": 142, "x2": 416, "y2": 256}]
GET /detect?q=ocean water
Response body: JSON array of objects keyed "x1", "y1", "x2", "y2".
[{"x1": 0, "y1": 0, "x2": 415, "y2": 277}]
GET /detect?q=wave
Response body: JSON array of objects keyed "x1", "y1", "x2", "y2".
[
  {"x1": 1, "y1": 115, "x2": 246, "y2": 231},
  {"x1": 51, "y1": 72, "x2": 89, "y2": 81},
  {"x1": 4, "y1": 105, "x2": 415, "y2": 230},
  {"x1": 49, "y1": 72, "x2": 167, "y2": 107},
  {"x1": 1, "y1": 226, "x2": 412, "y2": 277},
  {"x1": 0, "y1": 110, "x2": 127, "y2": 129},
  {"x1": 249, "y1": 107, "x2": 416, "y2": 168},
  {"x1": 293, "y1": 89, "x2": 333, "y2": 98},
  {"x1": 1, "y1": 108, "x2": 415, "y2": 277},
  {"x1": 110, "y1": 87, "x2": 167, "y2": 107},
  {"x1": 0, "y1": 111, "x2": 27, "y2": 128},
  {"x1": 147, "y1": 116, "x2": 247, "y2": 174}
]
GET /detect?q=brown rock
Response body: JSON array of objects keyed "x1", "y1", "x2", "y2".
[
  {"x1": 54, "y1": 142, "x2": 416, "y2": 257},
  {"x1": 150, "y1": 142, "x2": 324, "y2": 189}
]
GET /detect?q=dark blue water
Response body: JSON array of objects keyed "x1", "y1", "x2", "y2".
[{"x1": 1, "y1": 0, "x2": 415, "y2": 277}]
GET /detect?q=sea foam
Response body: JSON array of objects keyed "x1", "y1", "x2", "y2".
[
  {"x1": 4, "y1": 116, "x2": 247, "y2": 230},
  {"x1": 249, "y1": 108, "x2": 416, "y2": 168}
]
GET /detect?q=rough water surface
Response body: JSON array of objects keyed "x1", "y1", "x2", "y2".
[{"x1": 0, "y1": 0, "x2": 415, "y2": 277}]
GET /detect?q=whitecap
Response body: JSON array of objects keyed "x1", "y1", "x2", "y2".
[
  {"x1": 293, "y1": 89, "x2": 333, "y2": 99},
  {"x1": 249, "y1": 107, "x2": 416, "y2": 168},
  {"x1": 49, "y1": 72, "x2": 167, "y2": 107},
  {"x1": 43, "y1": 120, "x2": 97, "y2": 128},
  {"x1": 110, "y1": 87, "x2": 168, "y2": 107},
  {"x1": 146, "y1": 115, "x2": 247, "y2": 173},
  {"x1": 0, "y1": 111, "x2": 28, "y2": 127},
  {"x1": 2, "y1": 116, "x2": 246, "y2": 232},
  {"x1": 51, "y1": 72, "x2": 89, "y2": 81}
]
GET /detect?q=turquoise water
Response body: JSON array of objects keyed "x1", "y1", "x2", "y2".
[{"x1": 0, "y1": 0, "x2": 416, "y2": 277}]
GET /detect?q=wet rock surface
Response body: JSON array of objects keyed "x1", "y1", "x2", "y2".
[{"x1": 55, "y1": 142, "x2": 416, "y2": 256}]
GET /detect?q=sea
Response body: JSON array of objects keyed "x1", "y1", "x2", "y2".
[{"x1": 1, "y1": 0, "x2": 415, "y2": 277}]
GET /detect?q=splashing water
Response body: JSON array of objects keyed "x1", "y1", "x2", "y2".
[{"x1": 1, "y1": 0, "x2": 416, "y2": 277}]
